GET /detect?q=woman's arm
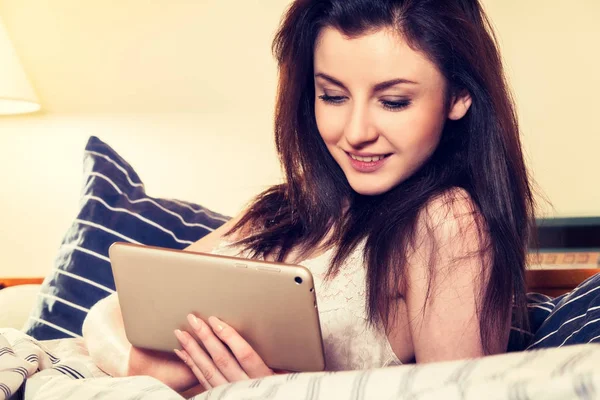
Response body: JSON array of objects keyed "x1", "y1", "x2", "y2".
[
  {"x1": 82, "y1": 211, "x2": 246, "y2": 392},
  {"x1": 401, "y1": 189, "x2": 509, "y2": 363},
  {"x1": 82, "y1": 292, "x2": 199, "y2": 390},
  {"x1": 82, "y1": 292, "x2": 129, "y2": 378}
]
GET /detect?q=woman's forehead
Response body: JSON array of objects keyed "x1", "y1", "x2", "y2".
[{"x1": 313, "y1": 26, "x2": 443, "y2": 90}]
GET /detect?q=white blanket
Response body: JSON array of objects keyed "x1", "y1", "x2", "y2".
[{"x1": 1, "y1": 328, "x2": 599, "y2": 400}]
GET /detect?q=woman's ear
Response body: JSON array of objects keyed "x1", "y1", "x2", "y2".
[{"x1": 447, "y1": 90, "x2": 472, "y2": 121}]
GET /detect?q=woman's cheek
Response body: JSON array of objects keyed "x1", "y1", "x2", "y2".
[
  {"x1": 315, "y1": 105, "x2": 345, "y2": 143},
  {"x1": 398, "y1": 108, "x2": 446, "y2": 150}
]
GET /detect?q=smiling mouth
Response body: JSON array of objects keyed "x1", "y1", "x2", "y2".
[
  {"x1": 344, "y1": 151, "x2": 392, "y2": 173},
  {"x1": 347, "y1": 153, "x2": 392, "y2": 162}
]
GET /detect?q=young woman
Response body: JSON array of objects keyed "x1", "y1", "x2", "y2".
[{"x1": 83, "y1": 0, "x2": 534, "y2": 394}]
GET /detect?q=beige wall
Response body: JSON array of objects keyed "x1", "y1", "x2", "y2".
[
  {"x1": 483, "y1": 0, "x2": 600, "y2": 217},
  {"x1": 0, "y1": 0, "x2": 599, "y2": 277}
]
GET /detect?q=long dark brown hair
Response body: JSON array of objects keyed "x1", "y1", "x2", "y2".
[{"x1": 228, "y1": 0, "x2": 534, "y2": 354}]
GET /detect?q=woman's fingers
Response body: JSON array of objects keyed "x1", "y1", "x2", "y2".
[
  {"x1": 174, "y1": 314, "x2": 275, "y2": 389},
  {"x1": 186, "y1": 314, "x2": 249, "y2": 382},
  {"x1": 174, "y1": 328, "x2": 228, "y2": 387},
  {"x1": 206, "y1": 316, "x2": 274, "y2": 379}
]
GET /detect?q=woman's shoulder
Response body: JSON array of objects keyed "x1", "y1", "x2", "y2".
[
  {"x1": 422, "y1": 187, "x2": 479, "y2": 219},
  {"x1": 416, "y1": 187, "x2": 487, "y2": 246},
  {"x1": 405, "y1": 188, "x2": 491, "y2": 282}
]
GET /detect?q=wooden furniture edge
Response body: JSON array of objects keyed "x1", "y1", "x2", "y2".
[
  {"x1": 0, "y1": 270, "x2": 598, "y2": 296},
  {"x1": 526, "y1": 269, "x2": 598, "y2": 297},
  {"x1": 0, "y1": 278, "x2": 44, "y2": 290}
]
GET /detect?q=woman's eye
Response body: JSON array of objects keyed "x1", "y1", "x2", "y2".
[
  {"x1": 381, "y1": 99, "x2": 411, "y2": 111},
  {"x1": 318, "y1": 94, "x2": 346, "y2": 104},
  {"x1": 318, "y1": 95, "x2": 411, "y2": 111}
]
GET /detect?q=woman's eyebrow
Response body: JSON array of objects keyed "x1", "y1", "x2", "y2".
[
  {"x1": 372, "y1": 78, "x2": 419, "y2": 92},
  {"x1": 315, "y1": 73, "x2": 418, "y2": 92},
  {"x1": 315, "y1": 73, "x2": 348, "y2": 89}
]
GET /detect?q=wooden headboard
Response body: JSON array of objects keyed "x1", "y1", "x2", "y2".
[
  {"x1": 0, "y1": 278, "x2": 44, "y2": 290},
  {"x1": 526, "y1": 269, "x2": 597, "y2": 297},
  {"x1": 1, "y1": 272, "x2": 596, "y2": 297},
  {"x1": 528, "y1": 217, "x2": 600, "y2": 296}
]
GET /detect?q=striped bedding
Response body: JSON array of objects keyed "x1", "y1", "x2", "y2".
[{"x1": 1, "y1": 328, "x2": 599, "y2": 400}]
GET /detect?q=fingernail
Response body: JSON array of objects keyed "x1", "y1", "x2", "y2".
[
  {"x1": 208, "y1": 316, "x2": 224, "y2": 333},
  {"x1": 173, "y1": 348, "x2": 187, "y2": 362},
  {"x1": 188, "y1": 314, "x2": 202, "y2": 330},
  {"x1": 174, "y1": 329, "x2": 188, "y2": 344}
]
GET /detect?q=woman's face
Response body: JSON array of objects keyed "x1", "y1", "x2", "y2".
[{"x1": 313, "y1": 27, "x2": 471, "y2": 196}]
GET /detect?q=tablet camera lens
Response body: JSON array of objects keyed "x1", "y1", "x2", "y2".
[{"x1": 294, "y1": 276, "x2": 303, "y2": 285}]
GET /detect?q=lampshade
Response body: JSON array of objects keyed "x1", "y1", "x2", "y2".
[{"x1": 0, "y1": 17, "x2": 40, "y2": 115}]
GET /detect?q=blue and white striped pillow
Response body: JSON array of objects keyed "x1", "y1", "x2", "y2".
[
  {"x1": 24, "y1": 136, "x2": 230, "y2": 340},
  {"x1": 526, "y1": 272, "x2": 600, "y2": 349}
]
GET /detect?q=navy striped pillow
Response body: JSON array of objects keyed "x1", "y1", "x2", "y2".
[
  {"x1": 24, "y1": 136, "x2": 230, "y2": 340},
  {"x1": 526, "y1": 272, "x2": 600, "y2": 349}
]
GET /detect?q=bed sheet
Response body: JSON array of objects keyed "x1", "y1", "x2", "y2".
[{"x1": 1, "y1": 328, "x2": 599, "y2": 400}]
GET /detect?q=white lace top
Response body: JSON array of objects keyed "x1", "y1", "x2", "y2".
[{"x1": 211, "y1": 240, "x2": 402, "y2": 371}]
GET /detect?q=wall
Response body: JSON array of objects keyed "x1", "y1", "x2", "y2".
[
  {"x1": 483, "y1": 0, "x2": 600, "y2": 217},
  {"x1": 0, "y1": 0, "x2": 598, "y2": 277}
]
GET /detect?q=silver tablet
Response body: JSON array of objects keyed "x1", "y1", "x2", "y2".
[{"x1": 109, "y1": 242, "x2": 325, "y2": 372}]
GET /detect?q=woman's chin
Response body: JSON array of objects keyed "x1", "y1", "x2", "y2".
[{"x1": 349, "y1": 182, "x2": 393, "y2": 196}]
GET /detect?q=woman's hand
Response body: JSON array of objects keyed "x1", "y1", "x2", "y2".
[
  {"x1": 173, "y1": 314, "x2": 288, "y2": 390},
  {"x1": 127, "y1": 345, "x2": 201, "y2": 392}
]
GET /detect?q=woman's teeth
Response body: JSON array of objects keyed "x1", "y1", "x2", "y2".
[{"x1": 349, "y1": 154, "x2": 387, "y2": 162}]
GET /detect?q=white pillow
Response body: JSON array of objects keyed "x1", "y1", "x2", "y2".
[{"x1": 0, "y1": 284, "x2": 41, "y2": 330}]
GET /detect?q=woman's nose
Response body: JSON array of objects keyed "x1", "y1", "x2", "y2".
[{"x1": 344, "y1": 104, "x2": 378, "y2": 147}]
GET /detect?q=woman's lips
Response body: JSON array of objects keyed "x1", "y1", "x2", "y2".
[{"x1": 346, "y1": 152, "x2": 391, "y2": 173}]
